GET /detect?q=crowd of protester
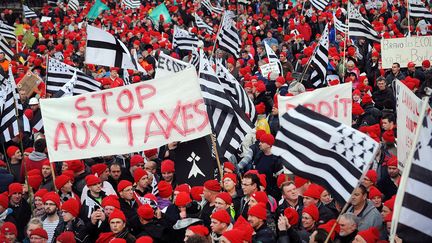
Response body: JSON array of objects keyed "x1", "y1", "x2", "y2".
[{"x1": 0, "y1": 0, "x2": 431, "y2": 242}]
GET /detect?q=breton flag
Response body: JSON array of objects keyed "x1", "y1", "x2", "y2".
[
  {"x1": 215, "y1": 62, "x2": 256, "y2": 123},
  {"x1": 311, "y1": 0, "x2": 330, "y2": 11},
  {"x1": 309, "y1": 24, "x2": 330, "y2": 88},
  {"x1": 46, "y1": 58, "x2": 101, "y2": 95},
  {"x1": 217, "y1": 11, "x2": 241, "y2": 58},
  {"x1": 264, "y1": 42, "x2": 284, "y2": 76},
  {"x1": 122, "y1": 0, "x2": 141, "y2": 9},
  {"x1": 0, "y1": 35, "x2": 13, "y2": 61},
  {"x1": 201, "y1": 0, "x2": 224, "y2": 15},
  {"x1": 348, "y1": 3, "x2": 381, "y2": 42},
  {"x1": 390, "y1": 101, "x2": 432, "y2": 242},
  {"x1": 52, "y1": 70, "x2": 77, "y2": 98},
  {"x1": 238, "y1": 0, "x2": 251, "y2": 5},
  {"x1": 272, "y1": 105, "x2": 379, "y2": 204},
  {"x1": 0, "y1": 21, "x2": 16, "y2": 40},
  {"x1": 190, "y1": 48, "x2": 200, "y2": 71},
  {"x1": 86, "y1": 25, "x2": 146, "y2": 72},
  {"x1": 68, "y1": 0, "x2": 80, "y2": 11},
  {"x1": 199, "y1": 50, "x2": 253, "y2": 160},
  {"x1": 408, "y1": 0, "x2": 432, "y2": 20},
  {"x1": 172, "y1": 26, "x2": 200, "y2": 51},
  {"x1": 333, "y1": 13, "x2": 348, "y2": 33},
  {"x1": 23, "y1": 5, "x2": 38, "y2": 19},
  {"x1": 194, "y1": 14, "x2": 214, "y2": 34}
]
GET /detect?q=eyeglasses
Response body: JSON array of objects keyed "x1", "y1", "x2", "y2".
[
  {"x1": 45, "y1": 203, "x2": 57, "y2": 206},
  {"x1": 242, "y1": 183, "x2": 253, "y2": 186}
]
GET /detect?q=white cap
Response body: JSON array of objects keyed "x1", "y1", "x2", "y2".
[{"x1": 29, "y1": 97, "x2": 39, "y2": 105}]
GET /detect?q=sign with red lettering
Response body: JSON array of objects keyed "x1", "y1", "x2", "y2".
[
  {"x1": 40, "y1": 68, "x2": 211, "y2": 162},
  {"x1": 278, "y1": 83, "x2": 352, "y2": 125},
  {"x1": 395, "y1": 80, "x2": 422, "y2": 171},
  {"x1": 155, "y1": 52, "x2": 192, "y2": 79}
]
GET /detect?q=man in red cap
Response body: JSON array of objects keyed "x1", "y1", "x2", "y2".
[
  {"x1": 248, "y1": 204, "x2": 275, "y2": 242},
  {"x1": 302, "y1": 184, "x2": 336, "y2": 224},
  {"x1": 80, "y1": 175, "x2": 106, "y2": 223},
  {"x1": 135, "y1": 204, "x2": 166, "y2": 241},
  {"x1": 184, "y1": 225, "x2": 209, "y2": 242},
  {"x1": 81, "y1": 163, "x2": 116, "y2": 203},
  {"x1": 8, "y1": 183, "x2": 31, "y2": 241},
  {"x1": 200, "y1": 179, "x2": 221, "y2": 227},
  {"x1": 405, "y1": 61, "x2": 425, "y2": 84},
  {"x1": 6, "y1": 145, "x2": 23, "y2": 182},
  {"x1": 22, "y1": 139, "x2": 50, "y2": 183},
  {"x1": 108, "y1": 67, "x2": 125, "y2": 88},
  {"x1": 133, "y1": 168, "x2": 152, "y2": 205},
  {"x1": 40, "y1": 161, "x2": 55, "y2": 191},
  {"x1": 54, "y1": 198, "x2": 88, "y2": 242},
  {"x1": 377, "y1": 156, "x2": 400, "y2": 201},
  {"x1": 160, "y1": 159, "x2": 177, "y2": 187},
  {"x1": 42, "y1": 192, "x2": 61, "y2": 242},
  {"x1": 239, "y1": 173, "x2": 261, "y2": 219},
  {"x1": 210, "y1": 210, "x2": 232, "y2": 242},
  {"x1": 55, "y1": 174, "x2": 79, "y2": 204},
  {"x1": 276, "y1": 181, "x2": 303, "y2": 225},
  {"x1": 66, "y1": 159, "x2": 89, "y2": 197},
  {"x1": 29, "y1": 228, "x2": 48, "y2": 243},
  {"x1": 97, "y1": 209, "x2": 136, "y2": 242},
  {"x1": 117, "y1": 180, "x2": 141, "y2": 233},
  {"x1": 1, "y1": 222, "x2": 17, "y2": 243}
]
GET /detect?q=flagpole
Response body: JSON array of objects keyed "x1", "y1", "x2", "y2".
[
  {"x1": 389, "y1": 96, "x2": 430, "y2": 242},
  {"x1": 211, "y1": 11, "x2": 226, "y2": 57},
  {"x1": 407, "y1": 0, "x2": 411, "y2": 37},
  {"x1": 324, "y1": 146, "x2": 381, "y2": 243},
  {"x1": 209, "y1": 134, "x2": 224, "y2": 181},
  {"x1": 341, "y1": 8, "x2": 349, "y2": 78}
]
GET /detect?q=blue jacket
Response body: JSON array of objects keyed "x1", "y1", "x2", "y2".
[{"x1": 0, "y1": 168, "x2": 13, "y2": 193}]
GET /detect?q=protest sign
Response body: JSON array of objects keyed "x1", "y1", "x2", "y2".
[
  {"x1": 278, "y1": 83, "x2": 352, "y2": 125},
  {"x1": 395, "y1": 80, "x2": 422, "y2": 171},
  {"x1": 381, "y1": 36, "x2": 432, "y2": 69},
  {"x1": 22, "y1": 30, "x2": 36, "y2": 47},
  {"x1": 40, "y1": 68, "x2": 211, "y2": 162},
  {"x1": 260, "y1": 62, "x2": 280, "y2": 77},
  {"x1": 155, "y1": 52, "x2": 192, "y2": 79},
  {"x1": 40, "y1": 16, "x2": 52, "y2": 23},
  {"x1": 17, "y1": 71, "x2": 42, "y2": 97}
]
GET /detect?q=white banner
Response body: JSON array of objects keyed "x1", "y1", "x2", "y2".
[
  {"x1": 155, "y1": 52, "x2": 192, "y2": 79},
  {"x1": 381, "y1": 36, "x2": 432, "y2": 69},
  {"x1": 41, "y1": 68, "x2": 211, "y2": 162},
  {"x1": 260, "y1": 62, "x2": 280, "y2": 77},
  {"x1": 278, "y1": 83, "x2": 352, "y2": 125},
  {"x1": 395, "y1": 80, "x2": 422, "y2": 170}
]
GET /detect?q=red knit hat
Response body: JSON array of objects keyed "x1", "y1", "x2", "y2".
[
  {"x1": 222, "y1": 173, "x2": 237, "y2": 184},
  {"x1": 34, "y1": 189, "x2": 48, "y2": 199},
  {"x1": 102, "y1": 195, "x2": 121, "y2": 209},
  {"x1": 133, "y1": 168, "x2": 148, "y2": 183},
  {"x1": 204, "y1": 180, "x2": 221, "y2": 192},
  {"x1": 216, "y1": 192, "x2": 233, "y2": 205},
  {"x1": 357, "y1": 227, "x2": 380, "y2": 243},
  {"x1": 6, "y1": 146, "x2": 19, "y2": 158},
  {"x1": 30, "y1": 228, "x2": 48, "y2": 239},
  {"x1": 136, "y1": 236, "x2": 153, "y2": 243},
  {"x1": 55, "y1": 174, "x2": 71, "y2": 190},
  {"x1": 130, "y1": 154, "x2": 144, "y2": 167},
  {"x1": 294, "y1": 176, "x2": 309, "y2": 188},
  {"x1": 382, "y1": 130, "x2": 395, "y2": 143},
  {"x1": 190, "y1": 186, "x2": 203, "y2": 201},
  {"x1": 111, "y1": 239, "x2": 126, "y2": 243},
  {"x1": 0, "y1": 194, "x2": 9, "y2": 209},
  {"x1": 1, "y1": 222, "x2": 17, "y2": 236},
  {"x1": 387, "y1": 156, "x2": 398, "y2": 167},
  {"x1": 302, "y1": 204, "x2": 319, "y2": 221},
  {"x1": 144, "y1": 149, "x2": 158, "y2": 158},
  {"x1": 361, "y1": 94, "x2": 373, "y2": 104},
  {"x1": 318, "y1": 219, "x2": 339, "y2": 240},
  {"x1": 117, "y1": 180, "x2": 132, "y2": 192},
  {"x1": 157, "y1": 181, "x2": 173, "y2": 198},
  {"x1": 56, "y1": 231, "x2": 76, "y2": 243},
  {"x1": 211, "y1": 209, "x2": 231, "y2": 224},
  {"x1": 384, "y1": 195, "x2": 396, "y2": 211},
  {"x1": 187, "y1": 225, "x2": 209, "y2": 236},
  {"x1": 8, "y1": 183, "x2": 22, "y2": 196},
  {"x1": 61, "y1": 198, "x2": 80, "y2": 217},
  {"x1": 277, "y1": 174, "x2": 290, "y2": 188},
  {"x1": 248, "y1": 204, "x2": 267, "y2": 220},
  {"x1": 175, "y1": 192, "x2": 192, "y2": 207},
  {"x1": 91, "y1": 163, "x2": 107, "y2": 176},
  {"x1": 43, "y1": 191, "x2": 61, "y2": 208},
  {"x1": 251, "y1": 191, "x2": 268, "y2": 205},
  {"x1": 368, "y1": 186, "x2": 382, "y2": 199},
  {"x1": 284, "y1": 208, "x2": 299, "y2": 226},
  {"x1": 222, "y1": 229, "x2": 243, "y2": 243},
  {"x1": 352, "y1": 103, "x2": 365, "y2": 116},
  {"x1": 175, "y1": 184, "x2": 191, "y2": 193},
  {"x1": 161, "y1": 159, "x2": 175, "y2": 173},
  {"x1": 66, "y1": 160, "x2": 85, "y2": 173},
  {"x1": 259, "y1": 133, "x2": 275, "y2": 146},
  {"x1": 223, "y1": 161, "x2": 235, "y2": 172},
  {"x1": 109, "y1": 209, "x2": 126, "y2": 222},
  {"x1": 365, "y1": 170, "x2": 377, "y2": 184},
  {"x1": 85, "y1": 175, "x2": 101, "y2": 187},
  {"x1": 303, "y1": 184, "x2": 324, "y2": 199},
  {"x1": 137, "y1": 204, "x2": 154, "y2": 220}
]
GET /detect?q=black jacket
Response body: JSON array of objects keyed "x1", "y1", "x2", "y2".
[
  {"x1": 53, "y1": 217, "x2": 90, "y2": 243},
  {"x1": 0, "y1": 168, "x2": 13, "y2": 193},
  {"x1": 277, "y1": 227, "x2": 301, "y2": 243},
  {"x1": 372, "y1": 88, "x2": 395, "y2": 110},
  {"x1": 119, "y1": 198, "x2": 141, "y2": 234},
  {"x1": 135, "y1": 219, "x2": 168, "y2": 242},
  {"x1": 9, "y1": 199, "x2": 32, "y2": 241},
  {"x1": 253, "y1": 223, "x2": 276, "y2": 243}
]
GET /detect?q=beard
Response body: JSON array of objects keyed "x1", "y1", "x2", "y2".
[{"x1": 45, "y1": 209, "x2": 57, "y2": 216}]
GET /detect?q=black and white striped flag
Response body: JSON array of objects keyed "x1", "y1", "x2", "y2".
[
  {"x1": 238, "y1": 0, "x2": 251, "y2": 5},
  {"x1": 348, "y1": 3, "x2": 381, "y2": 42},
  {"x1": 52, "y1": 70, "x2": 77, "y2": 98},
  {"x1": 199, "y1": 50, "x2": 253, "y2": 160},
  {"x1": 333, "y1": 13, "x2": 348, "y2": 33},
  {"x1": 0, "y1": 21, "x2": 16, "y2": 40},
  {"x1": 272, "y1": 105, "x2": 379, "y2": 204},
  {"x1": 0, "y1": 35, "x2": 14, "y2": 61},
  {"x1": 309, "y1": 24, "x2": 330, "y2": 88},
  {"x1": 68, "y1": 0, "x2": 80, "y2": 11},
  {"x1": 190, "y1": 48, "x2": 200, "y2": 71},
  {"x1": 408, "y1": 0, "x2": 432, "y2": 20},
  {"x1": 86, "y1": 25, "x2": 146, "y2": 72},
  {"x1": 391, "y1": 103, "x2": 432, "y2": 242},
  {"x1": 264, "y1": 42, "x2": 284, "y2": 76},
  {"x1": 201, "y1": 0, "x2": 224, "y2": 15},
  {"x1": 172, "y1": 26, "x2": 200, "y2": 51},
  {"x1": 215, "y1": 62, "x2": 256, "y2": 123},
  {"x1": 194, "y1": 14, "x2": 214, "y2": 34},
  {"x1": 46, "y1": 58, "x2": 101, "y2": 95},
  {"x1": 311, "y1": 0, "x2": 330, "y2": 11},
  {"x1": 122, "y1": 0, "x2": 141, "y2": 9},
  {"x1": 123, "y1": 69, "x2": 131, "y2": 85},
  {"x1": 47, "y1": 0, "x2": 58, "y2": 6},
  {"x1": 217, "y1": 11, "x2": 241, "y2": 58},
  {"x1": 23, "y1": 5, "x2": 38, "y2": 19}
]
